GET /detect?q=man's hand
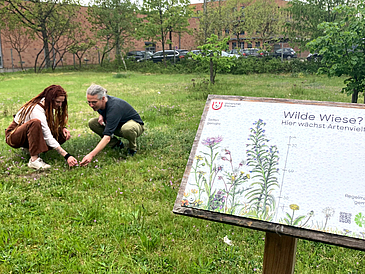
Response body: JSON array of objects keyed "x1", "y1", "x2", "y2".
[
  {"x1": 80, "y1": 136, "x2": 110, "y2": 166},
  {"x1": 67, "y1": 156, "x2": 78, "y2": 167},
  {"x1": 98, "y1": 115, "x2": 105, "y2": 126},
  {"x1": 63, "y1": 128, "x2": 71, "y2": 140},
  {"x1": 80, "y1": 154, "x2": 93, "y2": 166}
]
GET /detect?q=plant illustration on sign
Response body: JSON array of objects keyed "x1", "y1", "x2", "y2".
[
  {"x1": 322, "y1": 207, "x2": 335, "y2": 231},
  {"x1": 219, "y1": 149, "x2": 250, "y2": 214},
  {"x1": 186, "y1": 119, "x2": 279, "y2": 220},
  {"x1": 355, "y1": 212, "x2": 365, "y2": 227},
  {"x1": 190, "y1": 136, "x2": 223, "y2": 205},
  {"x1": 282, "y1": 204, "x2": 306, "y2": 226},
  {"x1": 187, "y1": 136, "x2": 249, "y2": 213},
  {"x1": 245, "y1": 119, "x2": 280, "y2": 221},
  {"x1": 300, "y1": 210, "x2": 314, "y2": 228}
]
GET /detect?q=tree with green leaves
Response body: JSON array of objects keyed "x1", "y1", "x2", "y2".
[
  {"x1": 307, "y1": 4, "x2": 365, "y2": 103},
  {"x1": 224, "y1": 0, "x2": 246, "y2": 47},
  {"x1": 68, "y1": 37, "x2": 96, "y2": 69},
  {"x1": 193, "y1": 34, "x2": 232, "y2": 84},
  {"x1": 285, "y1": 0, "x2": 356, "y2": 50},
  {"x1": 88, "y1": 0, "x2": 138, "y2": 68},
  {"x1": 196, "y1": 0, "x2": 244, "y2": 45},
  {"x1": 243, "y1": 0, "x2": 285, "y2": 49},
  {"x1": 140, "y1": 0, "x2": 192, "y2": 66},
  {"x1": 0, "y1": 0, "x2": 80, "y2": 71}
]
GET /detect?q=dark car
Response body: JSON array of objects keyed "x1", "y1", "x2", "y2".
[
  {"x1": 229, "y1": 49, "x2": 244, "y2": 57},
  {"x1": 242, "y1": 48, "x2": 268, "y2": 58},
  {"x1": 151, "y1": 50, "x2": 181, "y2": 63},
  {"x1": 307, "y1": 53, "x2": 322, "y2": 62},
  {"x1": 272, "y1": 48, "x2": 297, "y2": 60},
  {"x1": 127, "y1": 51, "x2": 153, "y2": 61}
]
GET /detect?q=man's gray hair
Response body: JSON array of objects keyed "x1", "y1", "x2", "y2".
[{"x1": 86, "y1": 84, "x2": 107, "y2": 100}]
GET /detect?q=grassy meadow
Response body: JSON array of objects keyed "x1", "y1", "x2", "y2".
[{"x1": 0, "y1": 71, "x2": 364, "y2": 273}]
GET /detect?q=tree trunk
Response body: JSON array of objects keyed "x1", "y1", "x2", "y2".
[
  {"x1": 169, "y1": 30, "x2": 172, "y2": 50},
  {"x1": 210, "y1": 57, "x2": 214, "y2": 84},
  {"x1": 41, "y1": 28, "x2": 51, "y2": 69},
  {"x1": 115, "y1": 36, "x2": 122, "y2": 67},
  {"x1": 17, "y1": 51, "x2": 24, "y2": 70},
  {"x1": 121, "y1": 54, "x2": 127, "y2": 71},
  {"x1": 352, "y1": 89, "x2": 358, "y2": 103}
]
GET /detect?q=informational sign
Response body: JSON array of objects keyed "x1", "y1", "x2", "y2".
[{"x1": 173, "y1": 95, "x2": 365, "y2": 250}]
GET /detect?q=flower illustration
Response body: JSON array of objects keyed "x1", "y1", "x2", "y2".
[
  {"x1": 322, "y1": 207, "x2": 335, "y2": 218},
  {"x1": 322, "y1": 207, "x2": 335, "y2": 230},
  {"x1": 191, "y1": 189, "x2": 198, "y2": 194},
  {"x1": 195, "y1": 155, "x2": 203, "y2": 161},
  {"x1": 290, "y1": 204, "x2": 299, "y2": 211},
  {"x1": 208, "y1": 190, "x2": 226, "y2": 211},
  {"x1": 181, "y1": 199, "x2": 189, "y2": 206},
  {"x1": 192, "y1": 199, "x2": 203, "y2": 207},
  {"x1": 201, "y1": 136, "x2": 223, "y2": 148}
]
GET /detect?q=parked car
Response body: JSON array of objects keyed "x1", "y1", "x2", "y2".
[
  {"x1": 224, "y1": 50, "x2": 241, "y2": 58},
  {"x1": 306, "y1": 53, "x2": 322, "y2": 62},
  {"x1": 221, "y1": 51, "x2": 236, "y2": 58},
  {"x1": 150, "y1": 50, "x2": 181, "y2": 63},
  {"x1": 229, "y1": 49, "x2": 244, "y2": 57},
  {"x1": 176, "y1": 49, "x2": 190, "y2": 60},
  {"x1": 127, "y1": 51, "x2": 153, "y2": 61},
  {"x1": 242, "y1": 48, "x2": 268, "y2": 58},
  {"x1": 272, "y1": 48, "x2": 297, "y2": 60},
  {"x1": 190, "y1": 49, "x2": 201, "y2": 55}
]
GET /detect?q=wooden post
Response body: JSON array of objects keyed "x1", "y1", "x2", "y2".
[{"x1": 263, "y1": 232, "x2": 297, "y2": 274}]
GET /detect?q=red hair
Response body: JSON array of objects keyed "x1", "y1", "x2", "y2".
[{"x1": 17, "y1": 85, "x2": 68, "y2": 139}]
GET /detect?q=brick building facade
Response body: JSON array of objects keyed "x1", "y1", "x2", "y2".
[{"x1": 0, "y1": 1, "x2": 295, "y2": 71}]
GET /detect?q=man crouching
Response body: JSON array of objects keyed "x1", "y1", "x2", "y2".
[{"x1": 80, "y1": 84, "x2": 144, "y2": 166}]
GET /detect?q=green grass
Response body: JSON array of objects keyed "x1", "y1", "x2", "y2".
[{"x1": 0, "y1": 71, "x2": 364, "y2": 273}]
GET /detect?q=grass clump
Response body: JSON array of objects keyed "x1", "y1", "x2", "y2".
[{"x1": 0, "y1": 71, "x2": 364, "y2": 273}]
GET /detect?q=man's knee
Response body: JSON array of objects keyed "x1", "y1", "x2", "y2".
[
  {"x1": 88, "y1": 118, "x2": 99, "y2": 130},
  {"x1": 121, "y1": 121, "x2": 143, "y2": 138}
]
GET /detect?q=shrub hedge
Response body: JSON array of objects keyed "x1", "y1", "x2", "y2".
[{"x1": 124, "y1": 57, "x2": 322, "y2": 75}]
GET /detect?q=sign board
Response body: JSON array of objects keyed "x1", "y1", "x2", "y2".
[{"x1": 173, "y1": 95, "x2": 365, "y2": 251}]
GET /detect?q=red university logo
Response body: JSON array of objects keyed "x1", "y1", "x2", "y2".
[{"x1": 212, "y1": 101, "x2": 223, "y2": 110}]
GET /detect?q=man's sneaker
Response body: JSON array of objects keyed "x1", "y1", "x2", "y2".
[
  {"x1": 127, "y1": 148, "x2": 137, "y2": 156},
  {"x1": 28, "y1": 157, "x2": 51, "y2": 170},
  {"x1": 113, "y1": 141, "x2": 124, "y2": 150}
]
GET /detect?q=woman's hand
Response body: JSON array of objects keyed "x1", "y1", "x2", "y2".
[
  {"x1": 67, "y1": 156, "x2": 78, "y2": 167},
  {"x1": 63, "y1": 128, "x2": 71, "y2": 140}
]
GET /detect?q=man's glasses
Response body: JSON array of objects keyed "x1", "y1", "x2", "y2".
[{"x1": 87, "y1": 101, "x2": 99, "y2": 105}]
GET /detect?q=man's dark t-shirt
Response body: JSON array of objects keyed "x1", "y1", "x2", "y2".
[{"x1": 97, "y1": 95, "x2": 144, "y2": 136}]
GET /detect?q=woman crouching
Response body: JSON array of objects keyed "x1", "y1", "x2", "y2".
[{"x1": 5, "y1": 85, "x2": 78, "y2": 170}]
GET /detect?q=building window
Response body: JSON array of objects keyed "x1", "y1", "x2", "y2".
[
  {"x1": 255, "y1": 42, "x2": 261, "y2": 48},
  {"x1": 240, "y1": 30, "x2": 245, "y2": 35},
  {"x1": 225, "y1": 29, "x2": 229, "y2": 35},
  {"x1": 247, "y1": 43, "x2": 252, "y2": 48},
  {"x1": 239, "y1": 42, "x2": 244, "y2": 49},
  {"x1": 232, "y1": 42, "x2": 237, "y2": 49}
]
